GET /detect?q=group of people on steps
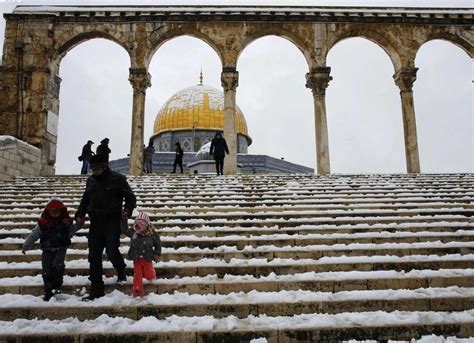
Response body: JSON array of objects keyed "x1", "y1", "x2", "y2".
[
  {"x1": 23, "y1": 131, "x2": 231, "y2": 302},
  {"x1": 78, "y1": 133, "x2": 229, "y2": 176},
  {"x1": 22, "y1": 155, "x2": 161, "y2": 301}
]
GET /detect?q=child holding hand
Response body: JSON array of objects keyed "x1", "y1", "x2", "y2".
[
  {"x1": 22, "y1": 198, "x2": 81, "y2": 301},
  {"x1": 122, "y1": 212, "x2": 161, "y2": 297}
]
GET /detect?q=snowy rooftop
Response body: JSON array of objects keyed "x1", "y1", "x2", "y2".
[{"x1": 10, "y1": 5, "x2": 474, "y2": 16}]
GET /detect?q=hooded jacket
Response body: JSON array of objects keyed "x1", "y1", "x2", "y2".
[
  {"x1": 23, "y1": 199, "x2": 80, "y2": 250},
  {"x1": 121, "y1": 218, "x2": 161, "y2": 261}
]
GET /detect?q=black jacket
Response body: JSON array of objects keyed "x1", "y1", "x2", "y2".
[
  {"x1": 122, "y1": 224, "x2": 161, "y2": 261},
  {"x1": 144, "y1": 145, "x2": 155, "y2": 160},
  {"x1": 76, "y1": 168, "x2": 136, "y2": 220},
  {"x1": 96, "y1": 143, "x2": 111, "y2": 161},
  {"x1": 81, "y1": 144, "x2": 94, "y2": 161},
  {"x1": 23, "y1": 221, "x2": 80, "y2": 251},
  {"x1": 175, "y1": 146, "x2": 184, "y2": 160},
  {"x1": 210, "y1": 137, "x2": 229, "y2": 158}
]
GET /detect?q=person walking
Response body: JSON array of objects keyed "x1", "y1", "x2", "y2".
[
  {"x1": 79, "y1": 140, "x2": 95, "y2": 174},
  {"x1": 172, "y1": 142, "x2": 184, "y2": 174},
  {"x1": 75, "y1": 154, "x2": 136, "y2": 301},
  {"x1": 144, "y1": 140, "x2": 155, "y2": 174},
  {"x1": 22, "y1": 198, "x2": 81, "y2": 301},
  {"x1": 121, "y1": 212, "x2": 161, "y2": 297},
  {"x1": 210, "y1": 132, "x2": 229, "y2": 176},
  {"x1": 96, "y1": 138, "x2": 111, "y2": 162}
]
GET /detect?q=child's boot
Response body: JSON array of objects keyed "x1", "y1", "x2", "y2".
[{"x1": 132, "y1": 287, "x2": 144, "y2": 297}]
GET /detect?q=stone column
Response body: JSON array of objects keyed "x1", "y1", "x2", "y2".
[
  {"x1": 394, "y1": 67, "x2": 420, "y2": 173},
  {"x1": 221, "y1": 67, "x2": 239, "y2": 175},
  {"x1": 128, "y1": 67, "x2": 151, "y2": 176},
  {"x1": 306, "y1": 67, "x2": 332, "y2": 175}
]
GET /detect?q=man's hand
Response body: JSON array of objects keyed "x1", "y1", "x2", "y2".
[
  {"x1": 121, "y1": 210, "x2": 129, "y2": 220},
  {"x1": 76, "y1": 216, "x2": 85, "y2": 226}
]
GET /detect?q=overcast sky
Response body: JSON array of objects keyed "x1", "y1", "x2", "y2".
[{"x1": 1, "y1": 0, "x2": 472, "y2": 174}]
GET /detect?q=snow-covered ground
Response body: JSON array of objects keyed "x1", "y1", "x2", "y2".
[{"x1": 0, "y1": 173, "x2": 472, "y2": 340}]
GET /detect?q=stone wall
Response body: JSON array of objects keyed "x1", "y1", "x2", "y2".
[{"x1": 0, "y1": 136, "x2": 41, "y2": 181}]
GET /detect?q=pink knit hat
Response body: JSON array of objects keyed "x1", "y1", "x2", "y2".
[{"x1": 133, "y1": 212, "x2": 152, "y2": 235}]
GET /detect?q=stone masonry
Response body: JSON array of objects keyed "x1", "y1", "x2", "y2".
[
  {"x1": 0, "y1": 5, "x2": 472, "y2": 176},
  {"x1": 0, "y1": 136, "x2": 41, "y2": 181}
]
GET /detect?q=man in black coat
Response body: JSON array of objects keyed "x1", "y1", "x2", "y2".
[
  {"x1": 79, "y1": 140, "x2": 94, "y2": 175},
  {"x1": 96, "y1": 138, "x2": 111, "y2": 162},
  {"x1": 210, "y1": 132, "x2": 229, "y2": 176},
  {"x1": 75, "y1": 154, "x2": 136, "y2": 300},
  {"x1": 143, "y1": 140, "x2": 155, "y2": 174},
  {"x1": 172, "y1": 142, "x2": 184, "y2": 174}
]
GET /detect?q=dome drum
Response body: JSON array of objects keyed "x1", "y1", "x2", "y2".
[{"x1": 152, "y1": 130, "x2": 249, "y2": 153}]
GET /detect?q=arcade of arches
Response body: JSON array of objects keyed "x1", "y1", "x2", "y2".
[{"x1": 0, "y1": 5, "x2": 472, "y2": 176}]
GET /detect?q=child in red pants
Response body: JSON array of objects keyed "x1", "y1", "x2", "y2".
[{"x1": 122, "y1": 212, "x2": 161, "y2": 297}]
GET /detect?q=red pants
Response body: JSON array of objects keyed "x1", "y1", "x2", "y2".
[{"x1": 132, "y1": 258, "x2": 156, "y2": 297}]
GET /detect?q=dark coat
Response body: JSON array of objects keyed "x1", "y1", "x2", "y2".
[
  {"x1": 144, "y1": 145, "x2": 155, "y2": 160},
  {"x1": 96, "y1": 143, "x2": 111, "y2": 161},
  {"x1": 174, "y1": 146, "x2": 184, "y2": 161},
  {"x1": 81, "y1": 144, "x2": 94, "y2": 161},
  {"x1": 122, "y1": 224, "x2": 161, "y2": 261},
  {"x1": 23, "y1": 221, "x2": 80, "y2": 250},
  {"x1": 210, "y1": 137, "x2": 229, "y2": 158},
  {"x1": 76, "y1": 168, "x2": 136, "y2": 223}
]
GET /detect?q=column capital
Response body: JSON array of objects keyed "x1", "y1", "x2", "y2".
[
  {"x1": 221, "y1": 67, "x2": 239, "y2": 92},
  {"x1": 305, "y1": 67, "x2": 332, "y2": 96},
  {"x1": 393, "y1": 67, "x2": 418, "y2": 93},
  {"x1": 129, "y1": 67, "x2": 151, "y2": 93}
]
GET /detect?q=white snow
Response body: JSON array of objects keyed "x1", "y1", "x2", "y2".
[{"x1": 0, "y1": 310, "x2": 472, "y2": 334}]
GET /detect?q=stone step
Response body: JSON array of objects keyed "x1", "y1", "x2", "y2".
[
  {"x1": 3, "y1": 202, "x2": 474, "y2": 216},
  {"x1": 1, "y1": 209, "x2": 473, "y2": 224},
  {"x1": 0, "y1": 256, "x2": 472, "y2": 278},
  {"x1": 2, "y1": 230, "x2": 473, "y2": 250},
  {"x1": 0, "y1": 288, "x2": 472, "y2": 321},
  {"x1": 1, "y1": 188, "x2": 473, "y2": 199},
  {"x1": 6, "y1": 243, "x2": 474, "y2": 263},
  {"x1": 1, "y1": 223, "x2": 472, "y2": 239},
  {"x1": 2, "y1": 185, "x2": 473, "y2": 196},
  {"x1": 2, "y1": 199, "x2": 474, "y2": 211},
  {"x1": 2, "y1": 194, "x2": 472, "y2": 209},
  {"x1": 1, "y1": 215, "x2": 472, "y2": 231},
  {"x1": 2, "y1": 269, "x2": 472, "y2": 296},
  {"x1": 0, "y1": 310, "x2": 472, "y2": 342}
]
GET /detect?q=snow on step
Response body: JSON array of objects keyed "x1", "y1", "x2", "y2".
[
  {"x1": 0, "y1": 173, "x2": 472, "y2": 341},
  {"x1": 0, "y1": 310, "x2": 472, "y2": 335}
]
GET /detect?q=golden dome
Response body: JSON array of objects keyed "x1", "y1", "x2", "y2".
[{"x1": 152, "y1": 84, "x2": 251, "y2": 141}]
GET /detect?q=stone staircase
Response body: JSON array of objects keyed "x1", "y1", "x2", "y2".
[{"x1": 0, "y1": 173, "x2": 472, "y2": 342}]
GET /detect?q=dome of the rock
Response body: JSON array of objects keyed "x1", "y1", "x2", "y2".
[{"x1": 151, "y1": 82, "x2": 252, "y2": 153}]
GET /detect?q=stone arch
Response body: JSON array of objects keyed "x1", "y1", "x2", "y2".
[
  {"x1": 415, "y1": 32, "x2": 473, "y2": 59},
  {"x1": 145, "y1": 28, "x2": 224, "y2": 69},
  {"x1": 236, "y1": 28, "x2": 313, "y2": 70},
  {"x1": 51, "y1": 30, "x2": 131, "y2": 71},
  {"x1": 413, "y1": 38, "x2": 472, "y2": 172},
  {"x1": 326, "y1": 29, "x2": 403, "y2": 72}
]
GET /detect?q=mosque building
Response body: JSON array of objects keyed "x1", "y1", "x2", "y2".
[{"x1": 110, "y1": 73, "x2": 313, "y2": 174}]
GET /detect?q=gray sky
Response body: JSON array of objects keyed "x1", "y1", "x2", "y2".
[{"x1": 1, "y1": 0, "x2": 473, "y2": 174}]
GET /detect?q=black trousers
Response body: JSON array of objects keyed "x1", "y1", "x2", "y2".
[
  {"x1": 41, "y1": 249, "x2": 67, "y2": 294},
  {"x1": 214, "y1": 157, "x2": 224, "y2": 175},
  {"x1": 88, "y1": 217, "x2": 126, "y2": 294},
  {"x1": 173, "y1": 157, "x2": 183, "y2": 173}
]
